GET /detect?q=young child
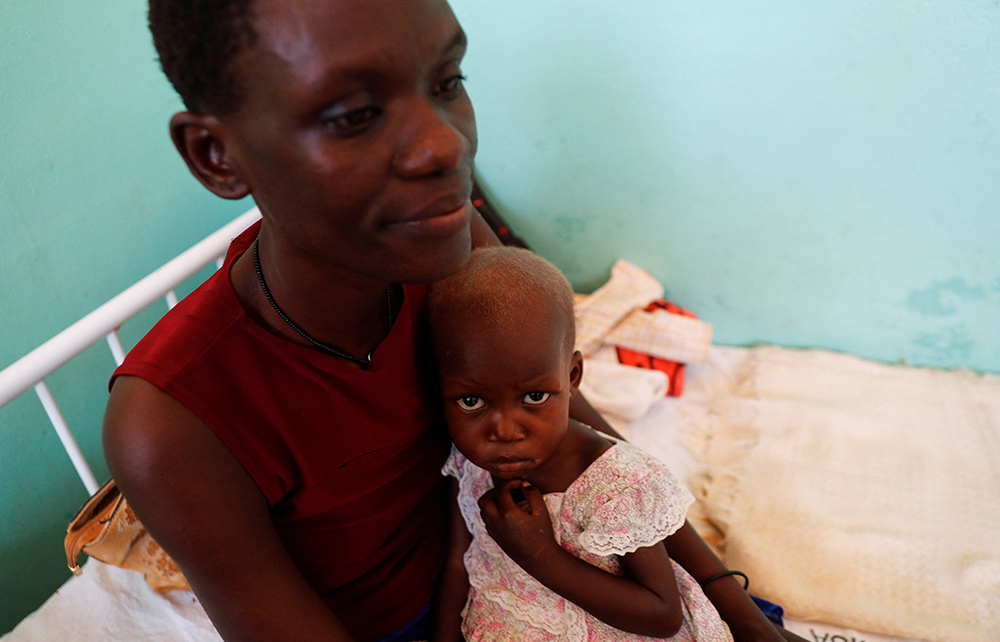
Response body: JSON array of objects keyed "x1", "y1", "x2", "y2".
[{"x1": 427, "y1": 246, "x2": 734, "y2": 642}]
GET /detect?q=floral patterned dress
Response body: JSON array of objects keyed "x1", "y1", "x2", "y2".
[{"x1": 443, "y1": 440, "x2": 733, "y2": 642}]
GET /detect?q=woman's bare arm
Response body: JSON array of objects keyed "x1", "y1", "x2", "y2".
[{"x1": 104, "y1": 376, "x2": 356, "y2": 642}]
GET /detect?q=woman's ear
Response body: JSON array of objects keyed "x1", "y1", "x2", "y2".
[
  {"x1": 169, "y1": 112, "x2": 250, "y2": 200},
  {"x1": 569, "y1": 350, "x2": 584, "y2": 394}
]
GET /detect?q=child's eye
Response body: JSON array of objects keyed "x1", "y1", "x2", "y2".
[
  {"x1": 523, "y1": 392, "x2": 550, "y2": 405},
  {"x1": 457, "y1": 395, "x2": 484, "y2": 411}
]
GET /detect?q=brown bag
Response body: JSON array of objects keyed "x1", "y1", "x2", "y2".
[{"x1": 65, "y1": 478, "x2": 190, "y2": 592}]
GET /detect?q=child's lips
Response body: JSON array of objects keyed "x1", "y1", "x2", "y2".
[{"x1": 489, "y1": 457, "x2": 533, "y2": 473}]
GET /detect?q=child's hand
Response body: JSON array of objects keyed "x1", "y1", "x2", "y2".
[{"x1": 478, "y1": 479, "x2": 557, "y2": 571}]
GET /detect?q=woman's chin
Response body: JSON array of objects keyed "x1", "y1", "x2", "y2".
[{"x1": 396, "y1": 231, "x2": 473, "y2": 284}]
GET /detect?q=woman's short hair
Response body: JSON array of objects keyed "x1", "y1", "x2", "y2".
[{"x1": 148, "y1": 0, "x2": 258, "y2": 114}]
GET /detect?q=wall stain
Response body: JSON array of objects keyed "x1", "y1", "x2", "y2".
[
  {"x1": 906, "y1": 278, "x2": 986, "y2": 316},
  {"x1": 131, "y1": 184, "x2": 150, "y2": 220},
  {"x1": 912, "y1": 326, "x2": 975, "y2": 360},
  {"x1": 714, "y1": 294, "x2": 735, "y2": 312},
  {"x1": 553, "y1": 216, "x2": 588, "y2": 242}
]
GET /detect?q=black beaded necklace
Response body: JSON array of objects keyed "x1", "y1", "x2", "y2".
[{"x1": 253, "y1": 238, "x2": 392, "y2": 370}]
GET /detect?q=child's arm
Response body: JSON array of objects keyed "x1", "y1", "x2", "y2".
[
  {"x1": 664, "y1": 522, "x2": 807, "y2": 642},
  {"x1": 431, "y1": 479, "x2": 472, "y2": 642},
  {"x1": 480, "y1": 479, "x2": 684, "y2": 638}
]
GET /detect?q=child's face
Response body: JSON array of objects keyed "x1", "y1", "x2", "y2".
[
  {"x1": 437, "y1": 301, "x2": 582, "y2": 483},
  {"x1": 219, "y1": 0, "x2": 477, "y2": 285}
]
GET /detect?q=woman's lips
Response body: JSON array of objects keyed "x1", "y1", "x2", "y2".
[{"x1": 387, "y1": 200, "x2": 472, "y2": 238}]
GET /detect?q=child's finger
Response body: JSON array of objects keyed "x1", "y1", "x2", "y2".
[
  {"x1": 520, "y1": 484, "x2": 547, "y2": 514},
  {"x1": 493, "y1": 479, "x2": 523, "y2": 514},
  {"x1": 477, "y1": 488, "x2": 499, "y2": 518}
]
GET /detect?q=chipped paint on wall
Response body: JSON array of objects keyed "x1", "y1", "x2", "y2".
[
  {"x1": 907, "y1": 278, "x2": 987, "y2": 316},
  {"x1": 911, "y1": 326, "x2": 976, "y2": 363},
  {"x1": 552, "y1": 216, "x2": 589, "y2": 242}
]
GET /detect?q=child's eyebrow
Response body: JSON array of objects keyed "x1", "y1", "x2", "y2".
[
  {"x1": 520, "y1": 371, "x2": 564, "y2": 389},
  {"x1": 440, "y1": 374, "x2": 485, "y2": 390}
]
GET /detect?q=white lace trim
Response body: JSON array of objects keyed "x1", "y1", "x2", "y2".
[{"x1": 568, "y1": 441, "x2": 694, "y2": 556}]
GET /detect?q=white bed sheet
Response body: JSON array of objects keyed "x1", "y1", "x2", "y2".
[{"x1": 2, "y1": 560, "x2": 219, "y2": 642}]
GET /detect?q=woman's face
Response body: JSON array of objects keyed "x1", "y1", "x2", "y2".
[{"x1": 221, "y1": 0, "x2": 477, "y2": 284}]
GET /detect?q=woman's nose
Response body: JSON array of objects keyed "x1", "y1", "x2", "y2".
[{"x1": 393, "y1": 100, "x2": 466, "y2": 178}]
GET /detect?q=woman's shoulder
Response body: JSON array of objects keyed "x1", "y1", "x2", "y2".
[
  {"x1": 104, "y1": 376, "x2": 252, "y2": 518},
  {"x1": 114, "y1": 265, "x2": 246, "y2": 387}
]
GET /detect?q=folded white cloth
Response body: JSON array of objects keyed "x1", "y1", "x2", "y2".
[
  {"x1": 578, "y1": 359, "x2": 669, "y2": 437},
  {"x1": 574, "y1": 260, "x2": 712, "y2": 364},
  {"x1": 604, "y1": 307, "x2": 712, "y2": 365}
]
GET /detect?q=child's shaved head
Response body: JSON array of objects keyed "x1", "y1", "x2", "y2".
[{"x1": 428, "y1": 247, "x2": 576, "y2": 356}]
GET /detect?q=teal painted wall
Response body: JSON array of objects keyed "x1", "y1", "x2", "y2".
[
  {"x1": 0, "y1": 1, "x2": 249, "y2": 632},
  {"x1": 452, "y1": 0, "x2": 1000, "y2": 373},
  {"x1": 1, "y1": 0, "x2": 998, "y2": 632}
]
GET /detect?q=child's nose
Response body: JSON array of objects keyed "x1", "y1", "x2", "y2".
[{"x1": 487, "y1": 413, "x2": 525, "y2": 443}]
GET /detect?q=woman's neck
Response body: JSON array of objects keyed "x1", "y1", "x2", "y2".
[{"x1": 229, "y1": 228, "x2": 398, "y2": 365}]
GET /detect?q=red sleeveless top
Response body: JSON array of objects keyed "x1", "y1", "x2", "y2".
[{"x1": 112, "y1": 222, "x2": 450, "y2": 641}]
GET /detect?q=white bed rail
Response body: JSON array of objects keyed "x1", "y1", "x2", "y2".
[{"x1": 0, "y1": 207, "x2": 261, "y2": 493}]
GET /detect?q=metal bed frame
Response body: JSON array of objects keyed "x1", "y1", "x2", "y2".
[{"x1": 0, "y1": 207, "x2": 261, "y2": 495}]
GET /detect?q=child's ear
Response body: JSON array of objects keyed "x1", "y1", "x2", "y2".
[
  {"x1": 169, "y1": 112, "x2": 250, "y2": 200},
  {"x1": 569, "y1": 350, "x2": 584, "y2": 393}
]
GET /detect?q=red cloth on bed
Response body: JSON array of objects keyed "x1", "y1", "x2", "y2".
[
  {"x1": 614, "y1": 299, "x2": 699, "y2": 397},
  {"x1": 111, "y1": 221, "x2": 450, "y2": 641}
]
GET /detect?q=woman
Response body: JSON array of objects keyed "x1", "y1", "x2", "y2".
[{"x1": 105, "y1": 0, "x2": 800, "y2": 640}]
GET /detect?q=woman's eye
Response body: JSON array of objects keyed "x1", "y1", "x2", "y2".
[
  {"x1": 327, "y1": 106, "x2": 382, "y2": 134},
  {"x1": 436, "y1": 74, "x2": 466, "y2": 99},
  {"x1": 457, "y1": 395, "x2": 484, "y2": 411},
  {"x1": 523, "y1": 392, "x2": 550, "y2": 405}
]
